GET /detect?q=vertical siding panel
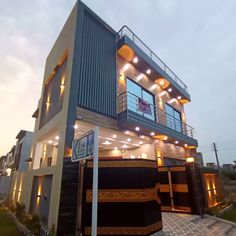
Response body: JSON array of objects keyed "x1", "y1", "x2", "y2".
[{"x1": 77, "y1": 10, "x2": 116, "y2": 118}]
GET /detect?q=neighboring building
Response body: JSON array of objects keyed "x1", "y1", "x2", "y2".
[
  {"x1": 0, "y1": 155, "x2": 7, "y2": 175},
  {"x1": 206, "y1": 162, "x2": 218, "y2": 169},
  {"x1": 6, "y1": 130, "x2": 33, "y2": 172},
  {"x1": 10, "y1": 1, "x2": 199, "y2": 234},
  {"x1": 222, "y1": 163, "x2": 236, "y2": 173},
  {"x1": 194, "y1": 152, "x2": 204, "y2": 166},
  {"x1": 6, "y1": 146, "x2": 16, "y2": 170},
  {"x1": 14, "y1": 130, "x2": 33, "y2": 171}
]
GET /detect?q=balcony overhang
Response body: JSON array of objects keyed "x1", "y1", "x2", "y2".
[
  {"x1": 118, "y1": 110, "x2": 198, "y2": 147},
  {"x1": 117, "y1": 27, "x2": 191, "y2": 102}
]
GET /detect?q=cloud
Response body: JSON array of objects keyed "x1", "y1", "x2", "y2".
[{"x1": 1, "y1": 0, "x2": 235, "y2": 164}]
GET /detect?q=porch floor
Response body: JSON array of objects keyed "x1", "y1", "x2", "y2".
[{"x1": 153, "y1": 212, "x2": 236, "y2": 236}]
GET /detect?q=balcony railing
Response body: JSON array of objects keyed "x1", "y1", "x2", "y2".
[
  {"x1": 117, "y1": 26, "x2": 189, "y2": 94},
  {"x1": 118, "y1": 91, "x2": 194, "y2": 138}
]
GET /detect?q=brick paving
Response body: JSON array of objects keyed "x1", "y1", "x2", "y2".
[{"x1": 153, "y1": 212, "x2": 236, "y2": 236}]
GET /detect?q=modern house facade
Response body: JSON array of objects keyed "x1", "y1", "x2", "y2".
[{"x1": 9, "y1": 1, "x2": 222, "y2": 235}]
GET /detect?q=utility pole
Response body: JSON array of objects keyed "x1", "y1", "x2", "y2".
[{"x1": 212, "y1": 142, "x2": 220, "y2": 170}]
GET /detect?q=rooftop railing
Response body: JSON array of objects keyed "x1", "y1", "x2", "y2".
[
  {"x1": 117, "y1": 26, "x2": 189, "y2": 94},
  {"x1": 118, "y1": 91, "x2": 194, "y2": 138}
]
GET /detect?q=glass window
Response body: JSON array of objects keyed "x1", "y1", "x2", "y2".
[
  {"x1": 126, "y1": 78, "x2": 155, "y2": 121},
  {"x1": 165, "y1": 104, "x2": 182, "y2": 133}
]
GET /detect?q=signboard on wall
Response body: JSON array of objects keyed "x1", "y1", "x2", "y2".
[
  {"x1": 72, "y1": 130, "x2": 95, "y2": 162},
  {"x1": 138, "y1": 98, "x2": 152, "y2": 114}
]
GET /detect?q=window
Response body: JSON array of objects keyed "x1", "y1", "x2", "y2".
[
  {"x1": 165, "y1": 104, "x2": 182, "y2": 133},
  {"x1": 47, "y1": 157, "x2": 52, "y2": 167},
  {"x1": 126, "y1": 78, "x2": 155, "y2": 121}
]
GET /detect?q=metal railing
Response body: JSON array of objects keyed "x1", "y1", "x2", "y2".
[
  {"x1": 118, "y1": 91, "x2": 194, "y2": 138},
  {"x1": 117, "y1": 26, "x2": 189, "y2": 94}
]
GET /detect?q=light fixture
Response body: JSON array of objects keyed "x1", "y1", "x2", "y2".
[
  {"x1": 146, "y1": 69, "x2": 151, "y2": 74},
  {"x1": 140, "y1": 135, "x2": 144, "y2": 139},
  {"x1": 127, "y1": 138, "x2": 131, "y2": 142},
  {"x1": 103, "y1": 141, "x2": 112, "y2": 145},
  {"x1": 186, "y1": 157, "x2": 195, "y2": 163},
  {"x1": 124, "y1": 130, "x2": 130, "y2": 135},
  {"x1": 114, "y1": 147, "x2": 118, "y2": 150},
  {"x1": 168, "y1": 88, "x2": 172, "y2": 92},
  {"x1": 139, "y1": 141, "x2": 143, "y2": 145},
  {"x1": 135, "y1": 126, "x2": 140, "y2": 131},
  {"x1": 148, "y1": 85, "x2": 157, "y2": 92},
  {"x1": 175, "y1": 141, "x2": 179, "y2": 144},
  {"x1": 112, "y1": 134, "x2": 117, "y2": 138},
  {"x1": 123, "y1": 63, "x2": 130, "y2": 71},
  {"x1": 48, "y1": 140, "x2": 52, "y2": 144},
  {"x1": 121, "y1": 144, "x2": 128, "y2": 149},
  {"x1": 55, "y1": 136, "x2": 59, "y2": 140},
  {"x1": 150, "y1": 132, "x2": 155, "y2": 136},
  {"x1": 177, "y1": 96, "x2": 182, "y2": 100},
  {"x1": 184, "y1": 144, "x2": 188, "y2": 147},
  {"x1": 133, "y1": 57, "x2": 138, "y2": 63},
  {"x1": 74, "y1": 124, "x2": 78, "y2": 129},
  {"x1": 136, "y1": 74, "x2": 144, "y2": 82},
  {"x1": 160, "y1": 80, "x2": 164, "y2": 85}
]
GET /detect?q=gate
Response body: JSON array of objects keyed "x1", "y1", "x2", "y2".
[
  {"x1": 158, "y1": 164, "x2": 205, "y2": 215},
  {"x1": 80, "y1": 159, "x2": 162, "y2": 236},
  {"x1": 158, "y1": 166, "x2": 191, "y2": 213}
]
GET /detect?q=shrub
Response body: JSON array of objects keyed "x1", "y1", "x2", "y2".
[
  {"x1": 25, "y1": 214, "x2": 41, "y2": 236},
  {"x1": 15, "y1": 202, "x2": 26, "y2": 219}
]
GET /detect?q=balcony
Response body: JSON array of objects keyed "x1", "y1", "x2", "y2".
[
  {"x1": 117, "y1": 26, "x2": 190, "y2": 102},
  {"x1": 117, "y1": 91, "x2": 198, "y2": 147}
]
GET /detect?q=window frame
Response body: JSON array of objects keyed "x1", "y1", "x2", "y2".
[
  {"x1": 165, "y1": 103, "x2": 182, "y2": 133},
  {"x1": 126, "y1": 77, "x2": 156, "y2": 121}
]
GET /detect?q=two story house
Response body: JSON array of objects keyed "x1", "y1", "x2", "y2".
[{"x1": 10, "y1": 1, "x2": 200, "y2": 235}]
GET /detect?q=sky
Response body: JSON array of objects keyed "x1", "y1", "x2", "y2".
[{"x1": 0, "y1": 0, "x2": 236, "y2": 164}]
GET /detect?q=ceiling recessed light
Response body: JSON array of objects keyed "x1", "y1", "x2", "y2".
[
  {"x1": 125, "y1": 130, "x2": 130, "y2": 135},
  {"x1": 184, "y1": 144, "x2": 188, "y2": 147},
  {"x1": 121, "y1": 145, "x2": 128, "y2": 149},
  {"x1": 123, "y1": 63, "x2": 130, "y2": 71},
  {"x1": 175, "y1": 141, "x2": 179, "y2": 144},
  {"x1": 139, "y1": 141, "x2": 143, "y2": 145},
  {"x1": 112, "y1": 134, "x2": 117, "y2": 138},
  {"x1": 133, "y1": 57, "x2": 138, "y2": 63},
  {"x1": 48, "y1": 140, "x2": 52, "y2": 144},
  {"x1": 55, "y1": 136, "x2": 59, "y2": 140},
  {"x1": 150, "y1": 132, "x2": 155, "y2": 136},
  {"x1": 135, "y1": 126, "x2": 140, "y2": 131},
  {"x1": 177, "y1": 96, "x2": 182, "y2": 100},
  {"x1": 160, "y1": 80, "x2": 164, "y2": 85},
  {"x1": 74, "y1": 124, "x2": 78, "y2": 129},
  {"x1": 146, "y1": 69, "x2": 151, "y2": 74},
  {"x1": 136, "y1": 74, "x2": 144, "y2": 81},
  {"x1": 103, "y1": 141, "x2": 112, "y2": 145},
  {"x1": 168, "y1": 88, "x2": 172, "y2": 92},
  {"x1": 127, "y1": 138, "x2": 131, "y2": 142}
]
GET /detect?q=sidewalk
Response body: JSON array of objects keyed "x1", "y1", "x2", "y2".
[{"x1": 153, "y1": 212, "x2": 236, "y2": 236}]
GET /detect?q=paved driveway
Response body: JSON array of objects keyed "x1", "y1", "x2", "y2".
[{"x1": 153, "y1": 212, "x2": 236, "y2": 236}]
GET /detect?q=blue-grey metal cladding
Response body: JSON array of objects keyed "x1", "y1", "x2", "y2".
[{"x1": 77, "y1": 9, "x2": 117, "y2": 118}]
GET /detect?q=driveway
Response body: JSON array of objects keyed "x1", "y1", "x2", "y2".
[{"x1": 153, "y1": 212, "x2": 236, "y2": 236}]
